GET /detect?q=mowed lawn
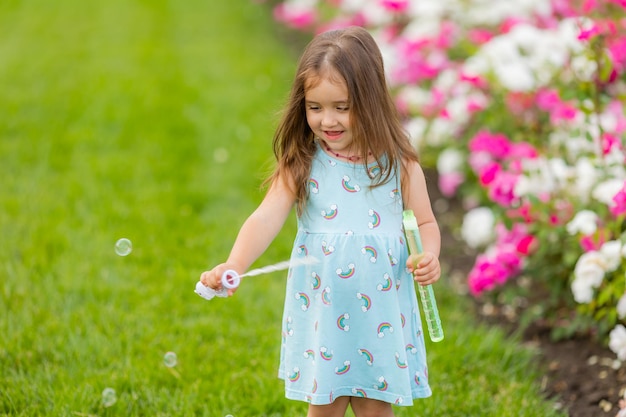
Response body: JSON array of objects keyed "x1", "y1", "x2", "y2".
[{"x1": 0, "y1": 1, "x2": 566, "y2": 416}]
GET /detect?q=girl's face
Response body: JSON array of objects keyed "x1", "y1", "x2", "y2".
[{"x1": 304, "y1": 74, "x2": 354, "y2": 155}]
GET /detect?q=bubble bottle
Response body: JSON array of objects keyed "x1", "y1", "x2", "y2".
[
  {"x1": 194, "y1": 270, "x2": 241, "y2": 301},
  {"x1": 402, "y1": 209, "x2": 444, "y2": 342}
]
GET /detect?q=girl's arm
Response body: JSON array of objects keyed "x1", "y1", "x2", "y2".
[
  {"x1": 200, "y1": 171, "x2": 296, "y2": 292},
  {"x1": 403, "y1": 159, "x2": 442, "y2": 285}
]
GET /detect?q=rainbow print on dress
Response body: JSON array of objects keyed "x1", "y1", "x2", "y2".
[
  {"x1": 356, "y1": 292, "x2": 372, "y2": 312},
  {"x1": 341, "y1": 175, "x2": 360, "y2": 193},
  {"x1": 361, "y1": 245, "x2": 378, "y2": 262},
  {"x1": 357, "y1": 348, "x2": 374, "y2": 366},
  {"x1": 321, "y1": 204, "x2": 338, "y2": 219},
  {"x1": 368, "y1": 209, "x2": 381, "y2": 229},
  {"x1": 336, "y1": 313, "x2": 350, "y2": 331},
  {"x1": 377, "y1": 322, "x2": 393, "y2": 338},
  {"x1": 335, "y1": 360, "x2": 351, "y2": 375},
  {"x1": 335, "y1": 263, "x2": 355, "y2": 279}
]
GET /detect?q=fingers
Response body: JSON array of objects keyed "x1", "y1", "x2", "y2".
[
  {"x1": 199, "y1": 270, "x2": 218, "y2": 289},
  {"x1": 199, "y1": 264, "x2": 240, "y2": 296},
  {"x1": 408, "y1": 252, "x2": 441, "y2": 286}
]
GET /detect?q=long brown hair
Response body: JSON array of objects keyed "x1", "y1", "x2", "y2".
[{"x1": 269, "y1": 26, "x2": 419, "y2": 215}]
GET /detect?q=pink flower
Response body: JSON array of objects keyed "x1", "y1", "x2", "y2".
[
  {"x1": 578, "y1": 22, "x2": 600, "y2": 41},
  {"x1": 536, "y1": 89, "x2": 561, "y2": 111},
  {"x1": 608, "y1": 37, "x2": 626, "y2": 71},
  {"x1": 495, "y1": 249, "x2": 523, "y2": 276},
  {"x1": 466, "y1": 98, "x2": 486, "y2": 113},
  {"x1": 380, "y1": 0, "x2": 409, "y2": 13},
  {"x1": 495, "y1": 222, "x2": 527, "y2": 246},
  {"x1": 506, "y1": 201, "x2": 534, "y2": 223},
  {"x1": 580, "y1": 230, "x2": 608, "y2": 252},
  {"x1": 467, "y1": 29, "x2": 493, "y2": 45},
  {"x1": 602, "y1": 133, "x2": 623, "y2": 155},
  {"x1": 505, "y1": 91, "x2": 535, "y2": 116},
  {"x1": 392, "y1": 38, "x2": 441, "y2": 83},
  {"x1": 434, "y1": 21, "x2": 456, "y2": 49},
  {"x1": 488, "y1": 171, "x2": 520, "y2": 207},
  {"x1": 273, "y1": 4, "x2": 316, "y2": 29},
  {"x1": 459, "y1": 72, "x2": 488, "y2": 88},
  {"x1": 469, "y1": 131, "x2": 511, "y2": 160},
  {"x1": 516, "y1": 235, "x2": 538, "y2": 256},
  {"x1": 550, "y1": 102, "x2": 579, "y2": 124},
  {"x1": 507, "y1": 142, "x2": 538, "y2": 173},
  {"x1": 610, "y1": 181, "x2": 626, "y2": 217},
  {"x1": 499, "y1": 17, "x2": 524, "y2": 33},
  {"x1": 582, "y1": 0, "x2": 598, "y2": 13},
  {"x1": 467, "y1": 245, "x2": 524, "y2": 296},
  {"x1": 478, "y1": 161, "x2": 501, "y2": 186},
  {"x1": 607, "y1": 100, "x2": 626, "y2": 134},
  {"x1": 468, "y1": 254, "x2": 511, "y2": 296},
  {"x1": 468, "y1": 151, "x2": 493, "y2": 173},
  {"x1": 508, "y1": 142, "x2": 538, "y2": 160},
  {"x1": 438, "y1": 172, "x2": 465, "y2": 197}
]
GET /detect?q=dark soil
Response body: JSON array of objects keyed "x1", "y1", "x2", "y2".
[{"x1": 427, "y1": 170, "x2": 626, "y2": 417}]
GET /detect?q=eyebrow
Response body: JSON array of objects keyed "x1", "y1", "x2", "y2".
[{"x1": 305, "y1": 100, "x2": 349, "y2": 105}]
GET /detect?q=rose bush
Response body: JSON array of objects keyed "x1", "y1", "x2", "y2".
[{"x1": 268, "y1": 0, "x2": 626, "y2": 357}]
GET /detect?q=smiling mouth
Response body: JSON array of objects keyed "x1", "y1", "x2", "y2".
[{"x1": 324, "y1": 131, "x2": 343, "y2": 138}]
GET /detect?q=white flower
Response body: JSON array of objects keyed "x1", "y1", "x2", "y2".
[
  {"x1": 573, "y1": 157, "x2": 598, "y2": 203},
  {"x1": 437, "y1": 148, "x2": 464, "y2": 175},
  {"x1": 593, "y1": 178, "x2": 625, "y2": 206},
  {"x1": 571, "y1": 276, "x2": 597, "y2": 304},
  {"x1": 571, "y1": 251, "x2": 607, "y2": 303},
  {"x1": 570, "y1": 54, "x2": 597, "y2": 81},
  {"x1": 601, "y1": 240, "x2": 624, "y2": 272},
  {"x1": 566, "y1": 210, "x2": 598, "y2": 235},
  {"x1": 425, "y1": 118, "x2": 455, "y2": 147},
  {"x1": 609, "y1": 325, "x2": 626, "y2": 361},
  {"x1": 575, "y1": 250, "x2": 609, "y2": 274},
  {"x1": 617, "y1": 293, "x2": 626, "y2": 319},
  {"x1": 461, "y1": 207, "x2": 495, "y2": 249},
  {"x1": 404, "y1": 117, "x2": 428, "y2": 149}
]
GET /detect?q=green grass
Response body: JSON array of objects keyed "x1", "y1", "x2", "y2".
[{"x1": 0, "y1": 1, "x2": 566, "y2": 416}]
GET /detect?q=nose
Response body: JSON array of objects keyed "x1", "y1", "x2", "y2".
[{"x1": 321, "y1": 110, "x2": 337, "y2": 128}]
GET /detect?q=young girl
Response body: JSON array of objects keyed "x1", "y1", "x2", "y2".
[{"x1": 200, "y1": 26, "x2": 441, "y2": 417}]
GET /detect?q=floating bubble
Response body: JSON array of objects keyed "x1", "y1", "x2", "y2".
[
  {"x1": 115, "y1": 238, "x2": 132, "y2": 256},
  {"x1": 163, "y1": 351, "x2": 178, "y2": 368},
  {"x1": 235, "y1": 124, "x2": 251, "y2": 141},
  {"x1": 225, "y1": 415, "x2": 234, "y2": 417},
  {"x1": 213, "y1": 147, "x2": 229, "y2": 164},
  {"x1": 101, "y1": 387, "x2": 117, "y2": 407}
]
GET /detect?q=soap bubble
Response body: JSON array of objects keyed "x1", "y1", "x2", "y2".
[
  {"x1": 163, "y1": 351, "x2": 178, "y2": 368},
  {"x1": 115, "y1": 238, "x2": 132, "y2": 256},
  {"x1": 101, "y1": 387, "x2": 117, "y2": 407},
  {"x1": 225, "y1": 415, "x2": 234, "y2": 417},
  {"x1": 213, "y1": 148, "x2": 229, "y2": 164},
  {"x1": 235, "y1": 124, "x2": 251, "y2": 141}
]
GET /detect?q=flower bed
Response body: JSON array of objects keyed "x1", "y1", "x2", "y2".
[{"x1": 267, "y1": 0, "x2": 626, "y2": 358}]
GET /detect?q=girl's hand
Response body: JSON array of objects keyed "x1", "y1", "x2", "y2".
[
  {"x1": 199, "y1": 263, "x2": 242, "y2": 296},
  {"x1": 406, "y1": 252, "x2": 441, "y2": 286}
]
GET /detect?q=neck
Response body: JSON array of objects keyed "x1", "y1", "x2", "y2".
[{"x1": 321, "y1": 141, "x2": 371, "y2": 162}]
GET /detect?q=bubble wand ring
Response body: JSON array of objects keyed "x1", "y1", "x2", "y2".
[{"x1": 195, "y1": 256, "x2": 318, "y2": 301}]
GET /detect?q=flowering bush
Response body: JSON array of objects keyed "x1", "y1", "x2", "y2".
[{"x1": 268, "y1": 0, "x2": 626, "y2": 357}]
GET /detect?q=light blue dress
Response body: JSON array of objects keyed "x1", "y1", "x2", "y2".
[{"x1": 278, "y1": 144, "x2": 432, "y2": 406}]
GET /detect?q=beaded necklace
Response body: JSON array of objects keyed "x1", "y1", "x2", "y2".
[{"x1": 322, "y1": 142, "x2": 372, "y2": 162}]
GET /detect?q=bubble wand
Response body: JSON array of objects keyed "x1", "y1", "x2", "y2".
[
  {"x1": 194, "y1": 256, "x2": 319, "y2": 301},
  {"x1": 403, "y1": 209, "x2": 444, "y2": 342}
]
